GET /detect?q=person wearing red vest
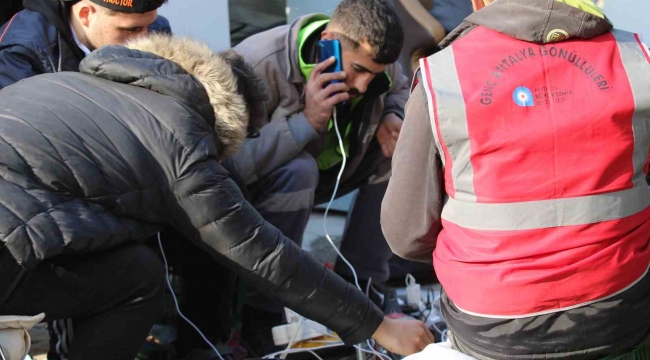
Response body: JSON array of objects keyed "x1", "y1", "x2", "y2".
[{"x1": 382, "y1": 0, "x2": 650, "y2": 358}]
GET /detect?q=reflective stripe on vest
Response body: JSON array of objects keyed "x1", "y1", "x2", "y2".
[{"x1": 420, "y1": 27, "x2": 650, "y2": 318}]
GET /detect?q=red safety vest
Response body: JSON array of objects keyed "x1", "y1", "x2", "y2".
[{"x1": 420, "y1": 27, "x2": 650, "y2": 318}]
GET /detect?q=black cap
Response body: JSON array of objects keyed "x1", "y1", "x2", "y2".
[{"x1": 85, "y1": 0, "x2": 164, "y2": 14}]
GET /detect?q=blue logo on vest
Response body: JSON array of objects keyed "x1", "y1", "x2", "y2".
[{"x1": 513, "y1": 86, "x2": 534, "y2": 107}]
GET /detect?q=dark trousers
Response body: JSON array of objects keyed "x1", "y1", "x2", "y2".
[
  {"x1": 44, "y1": 231, "x2": 236, "y2": 359},
  {"x1": 0, "y1": 244, "x2": 165, "y2": 360},
  {"x1": 242, "y1": 141, "x2": 394, "y2": 313},
  {"x1": 156, "y1": 229, "x2": 237, "y2": 356},
  {"x1": 328, "y1": 182, "x2": 393, "y2": 284}
]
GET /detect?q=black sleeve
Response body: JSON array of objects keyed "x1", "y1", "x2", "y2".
[{"x1": 169, "y1": 158, "x2": 384, "y2": 345}]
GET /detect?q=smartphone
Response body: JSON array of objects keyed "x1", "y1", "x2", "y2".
[
  {"x1": 317, "y1": 39, "x2": 343, "y2": 77},
  {"x1": 317, "y1": 39, "x2": 344, "y2": 103}
]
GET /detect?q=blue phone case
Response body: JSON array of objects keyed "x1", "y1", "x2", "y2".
[{"x1": 317, "y1": 39, "x2": 343, "y2": 85}]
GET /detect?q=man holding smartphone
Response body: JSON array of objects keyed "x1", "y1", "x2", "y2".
[{"x1": 230, "y1": 0, "x2": 410, "y2": 353}]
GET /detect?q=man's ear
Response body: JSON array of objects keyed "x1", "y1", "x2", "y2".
[
  {"x1": 472, "y1": 0, "x2": 496, "y2": 11},
  {"x1": 471, "y1": 0, "x2": 486, "y2": 11},
  {"x1": 320, "y1": 30, "x2": 335, "y2": 41},
  {"x1": 73, "y1": 1, "x2": 95, "y2": 28}
]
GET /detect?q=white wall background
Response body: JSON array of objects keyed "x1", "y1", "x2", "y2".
[
  {"x1": 287, "y1": 0, "x2": 342, "y2": 23},
  {"x1": 158, "y1": 0, "x2": 231, "y2": 51},
  {"x1": 157, "y1": 0, "x2": 647, "y2": 50},
  {"x1": 603, "y1": 1, "x2": 650, "y2": 39}
]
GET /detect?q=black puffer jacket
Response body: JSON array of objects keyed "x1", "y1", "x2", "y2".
[
  {"x1": 0, "y1": 35, "x2": 383, "y2": 345},
  {"x1": 0, "y1": 0, "x2": 172, "y2": 89}
]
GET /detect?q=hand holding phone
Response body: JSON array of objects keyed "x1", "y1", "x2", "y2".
[{"x1": 302, "y1": 41, "x2": 349, "y2": 131}]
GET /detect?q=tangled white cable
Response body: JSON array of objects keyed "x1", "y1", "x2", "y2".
[
  {"x1": 325, "y1": 107, "x2": 391, "y2": 360},
  {"x1": 158, "y1": 233, "x2": 226, "y2": 360},
  {"x1": 261, "y1": 106, "x2": 393, "y2": 360}
]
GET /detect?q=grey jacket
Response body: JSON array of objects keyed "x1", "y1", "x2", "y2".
[
  {"x1": 0, "y1": 35, "x2": 383, "y2": 345},
  {"x1": 232, "y1": 14, "x2": 410, "y2": 185}
]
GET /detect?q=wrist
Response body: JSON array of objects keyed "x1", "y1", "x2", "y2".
[
  {"x1": 289, "y1": 112, "x2": 319, "y2": 146},
  {"x1": 372, "y1": 316, "x2": 390, "y2": 340},
  {"x1": 305, "y1": 114, "x2": 328, "y2": 131}
]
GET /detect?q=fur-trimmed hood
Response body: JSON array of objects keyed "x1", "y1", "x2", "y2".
[{"x1": 80, "y1": 34, "x2": 248, "y2": 159}]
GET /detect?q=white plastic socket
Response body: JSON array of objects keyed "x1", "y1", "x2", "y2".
[
  {"x1": 272, "y1": 321, "x2": 331, "y2": 346},
  {"x1": 272, "y1": 309, "x2": 333, "y2": 346}
]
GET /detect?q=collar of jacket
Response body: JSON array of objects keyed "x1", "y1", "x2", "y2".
[
  {"x1": 463, "y1": 0, "x2": 613, "y2": 45},
  {"x1": 23, "y1": 0, "x2": 86, "y2": 61},
  {"x1": 80, "y1": 35, "x2": 250, "y2": 159},
  {"x1": 285, "y1": 13, "x2": 331, "y2": 84},
  {"x1": 297, "y1": 17, "x2": 330, "y2": 81}
]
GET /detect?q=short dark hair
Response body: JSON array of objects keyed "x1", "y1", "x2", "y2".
[
  {"x1": 219, "y1": 50, "x2": 269, "y2": 138},
  {"x1": 328, "y1": 0, "x2": 404, "y2": 64}
]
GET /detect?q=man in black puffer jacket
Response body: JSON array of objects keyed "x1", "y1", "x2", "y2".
[
  {"x1": 0, "y1": 34, "x2": 432, "y2": 360},
  {"x1": 0, "y1": 2, "x2": 174, "y2": 357}
]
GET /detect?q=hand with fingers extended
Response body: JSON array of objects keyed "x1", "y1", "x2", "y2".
[
  {"x1": 372, "y1": 316, "x2": 435, "y2": 356},
  {"x1": 304, "y1": 56, "x2": 350, "y2": 131}
]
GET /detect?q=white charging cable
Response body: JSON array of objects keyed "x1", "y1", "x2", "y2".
[
  {"x1": 157, "y1": 233, "x2": 226, "y2": 360},
  {"x1": 425, "y1": 289, "x2": 448, "y2": 342},
  {"x1": 326, "y1": 107, "x2": 393, "y2": 360},
  {"x1": 323, "y1": 106, "x2": 361, "y2": 290},
  {"x1": 280, "y1": 318, "x2": 304, "y2": 360}
]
